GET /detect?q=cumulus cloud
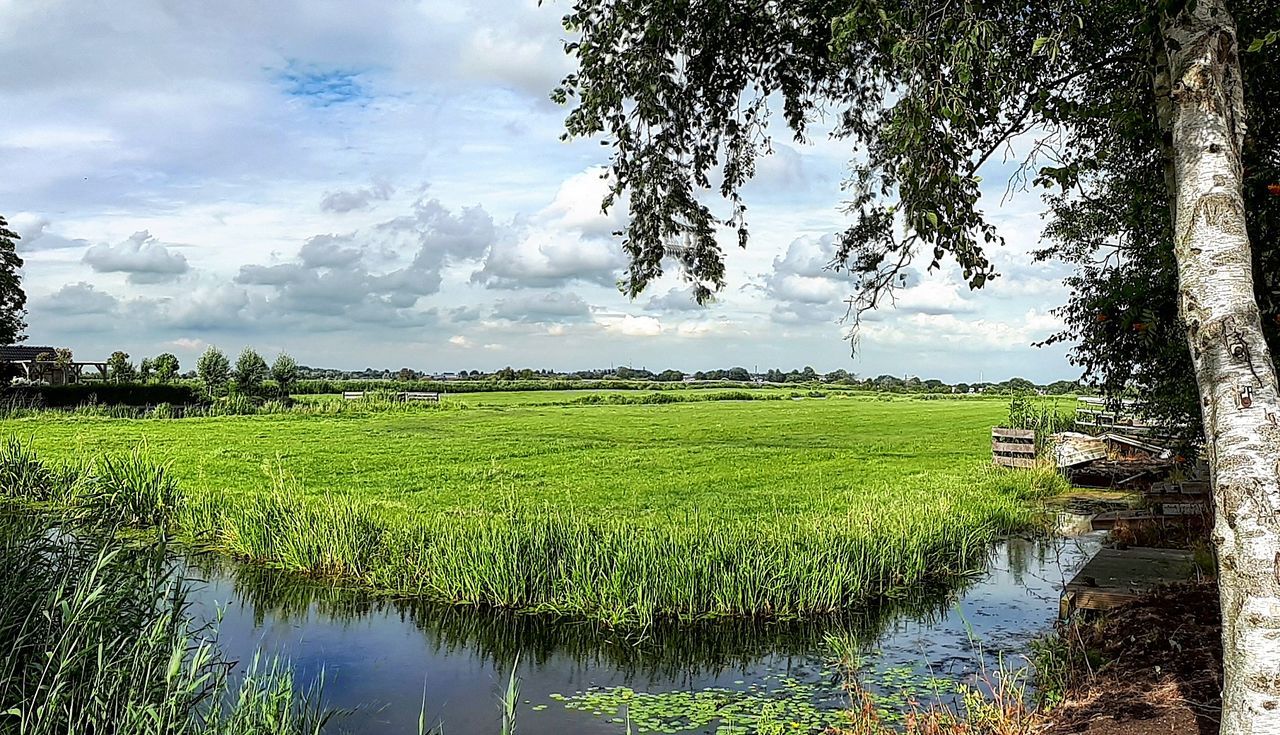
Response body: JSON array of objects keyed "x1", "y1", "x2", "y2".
[
  {"x1": 456, "y1": 22, "x2": 571, "y2": 99},
  {"x1": 491, "y1": 291, "x2": 591, "y2": 323},
  {"x1": 472, "y1": 230, "x2": 623, "y2": 290},
  {"x1": 762, "y1": 235, "x2": 853, "y2": 323},
  {"x1": 644, "y1": 287, "x2": 710, "y2": 313},
  {"x1": 534, "y1": 168, "x2": 624, "y2": 239},
  {"x1": 235, "y1": 196, "x2": 495, "y2": 323},
  {"x1": 764, "y1": 235, "x2": 978, "y2": 326},
  {"x1": 9, "y1": 216, "x2": 89, "y2": 251},
  {"x1": 599, "y1": 314, "x2": 663, "y2": 337},
  {"x1": 40, "y1": 282, "x2": 120, "y2": 315},
  {"x1": 319, "y1": 180, "x2": 394, "y2": 213},
  {"x1": 862, "y1": 309, "x2": 1063, "y2": 352},
  {"x1": 470, "y1": 168, "x2": 628, "y2": 290},
  {"x1": 82, "y1": 231, "x2": 189, "y2": 283}
]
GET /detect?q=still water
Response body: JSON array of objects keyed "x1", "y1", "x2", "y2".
[{"x1": 185, "y1": 532, "x2": 1103, "y2": 734}]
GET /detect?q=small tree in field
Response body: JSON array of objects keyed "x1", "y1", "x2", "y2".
[
  {"x1": 106, "y1": 351, "x2": 135, "y2": 384},
  {"x1": 138, "y1": 357, "x2": 153, "y2": 383},
  {"x1": 270, "y1": 352, "x2": 298, "y2": 396},
  {"x1": 152, "y1": 353, "x2": 179, "y2": 383},
  {"x1": 233, "y1": 347, "x2": 269, "y2": 397},
  {"x1": 196, "y1": 346, "x2": 230, "y2": 398}
]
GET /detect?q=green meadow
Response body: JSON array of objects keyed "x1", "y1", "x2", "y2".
[{"x1": 4, "y1": 394, "x2": 1062, "y2": 624}]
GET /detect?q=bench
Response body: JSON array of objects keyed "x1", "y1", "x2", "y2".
[{"x1": 342, "y1": 390, "x2": 439, "y2": 403}]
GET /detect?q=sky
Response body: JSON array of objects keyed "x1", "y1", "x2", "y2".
[{"x1": 0, "y1": 0, "x2": 1080, "y2": 381}]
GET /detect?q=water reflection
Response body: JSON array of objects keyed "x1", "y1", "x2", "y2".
[
  {"x1": 187, "y1": 555, "x2": 954, "y2": 683},
  {"x1": 180, "y1": 533, "x2": 1103, "y2": 734}
]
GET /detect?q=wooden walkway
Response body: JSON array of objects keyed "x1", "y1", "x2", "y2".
[{"x1": 1060, "y1": 546, "x2": 1198, "y2": 618}]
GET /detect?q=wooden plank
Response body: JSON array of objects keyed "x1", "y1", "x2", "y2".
[
  {"x1": 992, "y1": 427, "x2": 1035, "y2": 440},
  {"x1": 1159, "y1": 502, "x2": 1208, "y2": 516},
  {"x1": 993, "y1": 441, "x2": 1037, "y2": 455},
  {"x1": 994, "y1": 456, "x2": 1037, "y2": 469},
  {"x1": 1062, "y1": 546, "x2": 1196, "y2": 615}
]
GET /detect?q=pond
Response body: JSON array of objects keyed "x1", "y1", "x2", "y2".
[{"x1": 184, "y1": 530, "x2": 1104, "y2": 734}]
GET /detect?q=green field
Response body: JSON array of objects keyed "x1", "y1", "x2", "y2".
[{"x1": 2, "y1": 393, "x2": 1061, "y2": 624}]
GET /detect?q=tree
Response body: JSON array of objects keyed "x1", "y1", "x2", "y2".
[
  {"x1": 152, "y1": 353, "x2": 180, "y2": 383},
  {"x1": 271, "y1": 353, "x2": 299, "y2": 395},
  {"x1": 138, "y1": 357, "x2": 153, "y2": 383},
  {"x1": 106, "y1": 351, "x2": 135, "y2": 384},
  {"x1": 0, "y1": 216, "x2": 26, "y2": 345},
  {"x1": 554, "y1": 3, "x2": 1280, "y2": 727},
  {"x1": 197, "y1": 346, "x2": 230, "y2": 398},
  {"x1": 233, "y1": 347, "x2": 269, "y2": 397}
]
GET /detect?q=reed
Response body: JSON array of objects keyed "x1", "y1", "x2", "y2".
[
  {"x1": 0, "y1": 510, "x2": 332, "y2": 735},
  {"x1": 1, "y1": 397, "x2": 1066, "y2": 626}
]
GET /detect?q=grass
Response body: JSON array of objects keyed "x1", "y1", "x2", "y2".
[
  {"x1": 0, "y1": 508, "x2": 333, "y2": 735},
  {"x1": 0, "y1": 394, "x2": 1065, "y2": 625}
]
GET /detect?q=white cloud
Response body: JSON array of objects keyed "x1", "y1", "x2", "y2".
[
  {"x1": 491, "y1": 291, "x2": 591, "y2": 323},
  {"x1": 319, "y1": 180, "x2": 394, "y2": 213},
  {"x1": 599, "y1": 314, "x2": 663, "y2": 337},
  {"x1": 0, "y1": 0, "x2": 1079, "y2": 380},
  {"x1": 82, "y1": 231, "x2": 189, "y2": 283}
]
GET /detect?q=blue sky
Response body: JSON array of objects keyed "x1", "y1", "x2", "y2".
[{"x1": 0, "y1": 0, "x2": 1078, "y2": 381}]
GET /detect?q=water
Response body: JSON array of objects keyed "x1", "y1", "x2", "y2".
[{"x1": 184, "y1": 533, "x2": 1104, "y2": 734}]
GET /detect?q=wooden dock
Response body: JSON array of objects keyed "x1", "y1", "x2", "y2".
[{"x1": 1060, "y1": 547, "x2": 1198, "y2": 618}]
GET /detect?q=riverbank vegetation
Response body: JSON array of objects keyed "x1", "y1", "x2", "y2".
[
  {"x1": 0, "y1": 508, "x2": 330, "y2": 734},
  {"x1": 0, "y1": 396, "x2": 1065, "y2": 625}
]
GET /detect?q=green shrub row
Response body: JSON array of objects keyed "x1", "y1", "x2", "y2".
[
  {"x1": 294, "y1": 378, "x2": 773, "y2": 394},
  {"x1": 1, "y1": 382, "x2": 205, "y2": 409}
]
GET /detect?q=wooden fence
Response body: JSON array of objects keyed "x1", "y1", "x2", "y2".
[
  {"x1": 992, "y1": 427, "x2": 1037, "y2": 468},
  {"x1": 342, "y1": 391, "x2": 440, "y2": 403}
]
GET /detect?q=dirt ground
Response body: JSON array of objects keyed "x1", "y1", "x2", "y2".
[{"x1": 1046, "y1": 582, "x2": 1222, "y2": 735}]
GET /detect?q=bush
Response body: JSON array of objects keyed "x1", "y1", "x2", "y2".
[
  {"x1": 292, "y1": 378, "x2": 769, "y2": 395},
  {"x1": 0, "y1": 382, "x2": 205, "y2": 409}
]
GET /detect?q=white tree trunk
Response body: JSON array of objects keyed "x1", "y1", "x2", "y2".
[{"x1": 1163, "y1": 3, "x2": 1280, "y2": 733}]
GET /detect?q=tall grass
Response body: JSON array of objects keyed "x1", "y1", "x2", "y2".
[
  {"x1": 0, "y1": 442, "x2": 1062, "y2": 626},
  {"x1": 1006, "y1": 395, "x2": 1076, "y2": 449},
  {"x1": 0, "y1": 509, "x2": 333, "y2": 735}
]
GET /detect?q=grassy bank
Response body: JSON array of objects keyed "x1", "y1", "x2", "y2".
[
  {"x1": 0, "y1": 508, "x2": 330, "y2": 734},
  {"x1": 1, "y1": 395, "x2": 1064, "y2": 625}
]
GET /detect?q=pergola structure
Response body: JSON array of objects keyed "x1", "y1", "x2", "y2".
[{"x1": 0, "y1": 346, "x2": 106, "y2": 385}]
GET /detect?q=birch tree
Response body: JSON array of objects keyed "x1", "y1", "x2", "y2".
[{"x1": 550, "y1": 0, "x2": 1280, "y2": 729}]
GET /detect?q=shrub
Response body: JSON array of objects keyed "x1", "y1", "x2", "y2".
[{"x1": 0, "y1": 382, "x2": 204, "y2": 408}]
